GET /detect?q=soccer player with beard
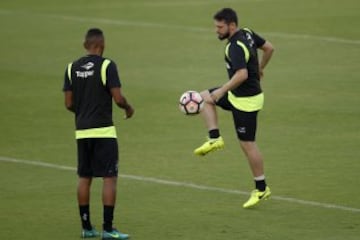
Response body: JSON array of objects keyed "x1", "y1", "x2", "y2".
[{"x1": 194, "y1": 8, "x2": 274, "y2": 208}]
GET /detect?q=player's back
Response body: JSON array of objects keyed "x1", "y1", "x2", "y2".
[{"x1": 69, "y1": 55, "x2": 113, "y2": 130}]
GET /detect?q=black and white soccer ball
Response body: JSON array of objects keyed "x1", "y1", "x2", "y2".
[{"x1": 179, "y1": 90, "x2": 204, "y2": 115}]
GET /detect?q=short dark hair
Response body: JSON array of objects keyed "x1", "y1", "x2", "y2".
[
  {"x1": 84, "y1": 28, "x2": 104, "y2": 49},
  {"x1": 85, "y1": 28, "x2": 103, "y2": 40},
  {"x1": 213, "y1": 8, "x2": 238, "y2": 25}
]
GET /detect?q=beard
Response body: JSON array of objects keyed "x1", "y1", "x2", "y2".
[{"x1": 217, "y1": 31, "x2": 230, "y2": 41}]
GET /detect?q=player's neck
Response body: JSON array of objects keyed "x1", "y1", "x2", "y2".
[
  {"x1": 87, "y1": 50, "x2": 102, "y2": 56},
  {"x1": 86, "y1": 46, "x2": 103, "y2": 56},
  {"x1": 228, "y1": 28, "x2": 239, "y2": 39}
]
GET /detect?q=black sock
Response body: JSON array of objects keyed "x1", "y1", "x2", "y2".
[
  {"x1": 103, "y1": 205, "x2": 114, "y2": 232},
  {"x1": 255, "y1": 180, "x2": 267, "y2": 192},
  {"x1": 79, "y1": 205, "x2": 92, "y2": 230},
  {"x1": 209, "y1": 129, "x2": 220, "y2": 139}
]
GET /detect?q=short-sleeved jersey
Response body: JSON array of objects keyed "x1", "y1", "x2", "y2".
[
  {"x1": 225, "y1": 28, "x2": 266, "y2": 97},
  {"x1": 63, "y1": 55, "x2": 121, "y2": 131}
]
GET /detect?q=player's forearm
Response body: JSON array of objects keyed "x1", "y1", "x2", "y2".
[
  {"x1": 111, "y1": 87, "x2": 131, "y2": 110},
  {"x1": 64, "y1": 91, "x2": 75, "y2": 113},
  {"x1": 116, "y1": 96, "x2": 131, "y2": 110},
  {"x1": 259, "y1": 41, "x2": 274, "y2": 70},
  {"x1": 260, "y1": 52, "x2": 273, "y2": 70},
  {"x1": 222, "y1": 69, "x2": 248, "y2": 92},
  {"x1": 211, "y1": 69, "x2": 247, "y2": 102},
  {"x1": 116, "y1": 96, "x2": 134, "y2": 119}
]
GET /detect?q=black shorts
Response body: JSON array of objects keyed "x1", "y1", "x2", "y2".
[
  {"x1": 76, "y1": 138, "x2": 119, "y2": 177},
  {"x1": 210, "y1": 88, "x2": 259, "y2": 141}
]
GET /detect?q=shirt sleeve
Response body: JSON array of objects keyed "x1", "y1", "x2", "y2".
[
  {"x1": 229, "y1": 43, "x2": 247, "y2": 71},
  {"x1": 106, "y1": 61, "x2": 122, "y2": 89},
  {"x1": 251, "y1": 30, "x2": 266, "y2": 48},
  {"x1": 62, "y1": 66, "x2": 72, "y2": 91}
]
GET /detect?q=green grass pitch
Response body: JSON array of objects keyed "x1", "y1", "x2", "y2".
[{"x1": 0, "y1": 0, "x2": 359, "y2": 239}]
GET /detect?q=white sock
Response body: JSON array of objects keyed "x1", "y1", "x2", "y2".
[{"x1": 254, "y1": 175, "x2": 265, "y2": 181}]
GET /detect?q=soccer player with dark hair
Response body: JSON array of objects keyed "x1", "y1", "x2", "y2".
[
  {"x1": 194, "y1": 8, "x2": 274, "y2": 208},
  {"x1": 63, "y1": 28, "x2": 134, "y2": 239}
]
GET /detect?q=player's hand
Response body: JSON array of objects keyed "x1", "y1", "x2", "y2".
[
  {"x1": 210, "y1": 88, "x2": 224, "y2": 104},
  {"x1": 124, "y1": 105, "x2": 134, "y2": 119}
]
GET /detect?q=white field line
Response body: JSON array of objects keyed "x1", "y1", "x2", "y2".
[
  {"x1": 50, "y1": 14, "x2": 360, "y2": 45},
  {"x1": 139, "y1": 0, "x2": 263, "y2": 6},
  {"x1": 142, "y1": 2, "x2": 226, "y2": 7},
  {"x1": 0, "y1": 9, "x2": 360, "y2": 45},
  {"x1": 1, "y1": 156, "x2": 360, "y2": 213}
]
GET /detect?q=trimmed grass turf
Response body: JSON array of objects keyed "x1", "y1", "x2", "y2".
[{"x1": 0, "y1": 0, "x2": 360, "y2": 239}]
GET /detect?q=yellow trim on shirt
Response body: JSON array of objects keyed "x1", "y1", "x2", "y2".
[
  {"x1": 101, "y1": 59, "x2": 111, "y2": 86},
  {"x1": 236, "y1": 41, "x2": 250, "y2": 63},
  {"x1": 225, "y1": 41, "x2": 250, "y2": 63},
  {"x1": 228, "y1": 92, "x2": 264, "y2": 112},
  {"x1": 75, "y1": 126, "x2": 117, "y2": 139},
  {"x1": 67, "y1": 63, "x2": 73, "y2": 83},
  {"x1": 225, "y1": 42, "x2": 231, "y2": 60}
]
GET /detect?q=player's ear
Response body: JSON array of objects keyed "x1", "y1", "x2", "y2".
[
  {"x1": 83, "y1": 41, "x2": 88, "y2": 50},
  {"x1": 229, "y1": 22, "x2": 237, "y2": 30}
]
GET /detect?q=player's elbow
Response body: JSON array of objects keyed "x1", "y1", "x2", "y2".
[
  {"x1": 64, "y1": 100, "x2": 74, "y2": 112},
  {"x1": 268, "y1": 45, "x2": 275, "y2": 55},
  {"x1": 65, "y1": 103, "x2": 74, "y2": 112},
  {"x1": 264, "y1": 41, "x2": 275, "y2": 54}
]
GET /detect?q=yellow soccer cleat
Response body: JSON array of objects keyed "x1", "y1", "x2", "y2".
[
  {"x1": 243, "y1": 186, "x2": 271, "y2": 209},
  {"x1": 194, "y1": 136, "x2": 225, "y2": 156}
]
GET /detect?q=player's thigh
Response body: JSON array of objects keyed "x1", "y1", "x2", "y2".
[
  {"x1": 92, "y1": 138, "x2": 119, "y2": 177},
  {"x1": 232, "y1": 110, "x2": 258, "y2": 141},
  {"x1": 208, "y1": 87, "x2": 232, "y2": 111},
  {"x1": 77, "y1": 138, "x2": 93, "y2": 177}
]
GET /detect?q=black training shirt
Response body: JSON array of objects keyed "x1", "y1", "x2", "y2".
[
  {"x1": 63, "y1": 55, "x2": 121, "y2": 130},
  {"x1": 225, "y1": 28, "x2": 266, "y2": 97}
]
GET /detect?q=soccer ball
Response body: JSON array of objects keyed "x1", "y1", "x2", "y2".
[{"x1": 179, "y1": 90, "x2": 204, "y2": 115}]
